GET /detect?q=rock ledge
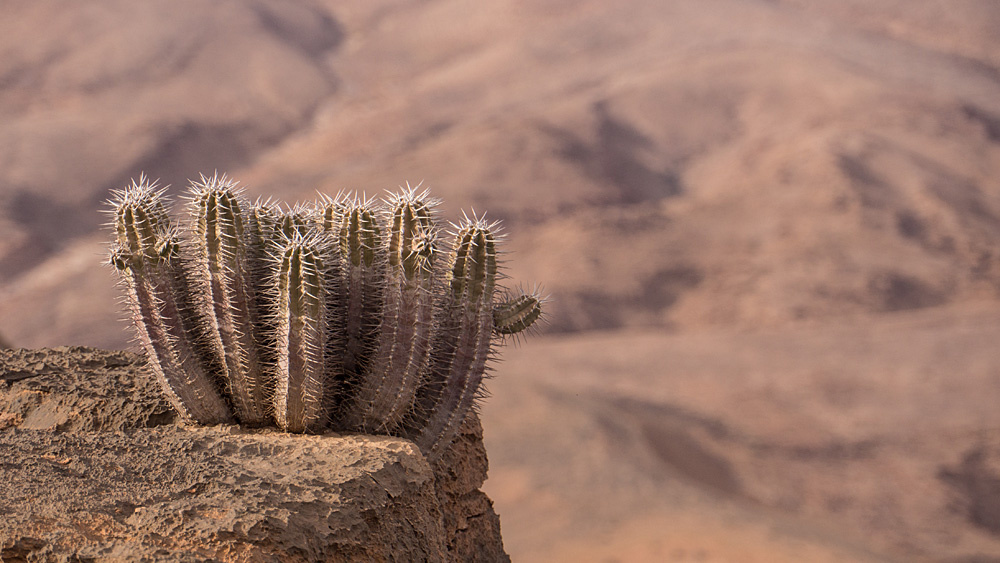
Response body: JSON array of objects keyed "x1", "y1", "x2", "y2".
[{"x1": 0, "y1": 347, "x2": 509, "y2": 562}]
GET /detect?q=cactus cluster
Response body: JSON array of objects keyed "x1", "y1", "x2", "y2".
[{"x1": 107, "y1": 174, "x2": 542, "y2": 460}]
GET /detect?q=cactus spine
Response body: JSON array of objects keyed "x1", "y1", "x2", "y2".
[
  {"x1": 343, "y1": 189, "x2": 438, "y2": 433},
  {"x1": 411, "y1": 216, "x2": 498, "y2": 460},
  {"x1": 188, "y1": 174, "x2": 268, "y2": 425},
  {"x1": 272, "y1": 232, "x2": 338, "y2": 433},
  {"x1": 108, "y1": 178, "x2": 232, "y2": 424}
]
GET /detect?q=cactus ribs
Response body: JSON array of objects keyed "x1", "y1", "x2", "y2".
[{"x1": 107, "y1": 174, "x2": 542, "y2": 460}]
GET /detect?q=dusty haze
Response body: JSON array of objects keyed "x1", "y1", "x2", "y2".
[{"x1": 2, "y1": 1, "x2": 1000, "y2": 561}]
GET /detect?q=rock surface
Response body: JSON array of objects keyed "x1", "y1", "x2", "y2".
[{"x1": 0, "y1": 347, "x2": 509, "y2": 562}]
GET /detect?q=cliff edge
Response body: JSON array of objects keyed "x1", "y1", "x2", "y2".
[{"x1": 0, "y1": 347, "x2": 508, "y2": 562}]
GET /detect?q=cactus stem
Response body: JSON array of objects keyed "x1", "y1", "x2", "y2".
[
  {"x1": 107, "y1": 178, "x2": 232, "y2": 425},
  {"x1": 411, "y1": 214, "x2": 498, "y2": 460},
  {"x1": 188, "y1": 173, "x2": 269, "y2": 425},
  {"x1": 342, "y1": 187, "x2": 438, "y2": 434},
  {"x1": 271, "y1": 231, "x2": 338, "y2": 433},
  {"x1": 493, "y1": 284, "x2": 545, "y2": 342}
]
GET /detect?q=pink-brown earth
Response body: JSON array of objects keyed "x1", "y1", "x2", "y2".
[{"x1": 2, "y1": 1, "x2": 1000, "y2": 561}]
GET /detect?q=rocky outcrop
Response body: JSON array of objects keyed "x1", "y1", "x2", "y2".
[{"x1": 0, "y1": 347, "x2": 509, "y2": 562}]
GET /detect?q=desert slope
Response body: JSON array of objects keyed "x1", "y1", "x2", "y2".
[
  {"x1": 484, "y1": 303, "x2": 1000, "y2": 561},
  {"x1": 2, "y1": 0, "x2": 1000, "y2": 344}
]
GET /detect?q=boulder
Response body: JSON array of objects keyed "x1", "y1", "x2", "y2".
[{"x1": 0, "y1": 347, "x2": 509, "y2": 562}]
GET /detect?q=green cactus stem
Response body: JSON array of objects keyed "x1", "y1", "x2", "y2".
[
  {"x1": 188, "y1": 174, "x2": 268, "y2": 425},
  {"x1": 272, "y1": 231, "x2": 338, "y2": 433},
  {"x1": 317, "y1": 192, "x2": 344, "y2": 232},
  {"x1": 244, "y1": 198, "x2": 282, "y2": 412},
  {"x1": 493, "y1": 288, "x2": 543, "y2": 337},
  {"x1": 108, "y1": 178, "x2": 232, "y2": 425},
  {"x1": 277, "y1": 204, "x2": 316, "y2": 240},
  {"x1": 411, "y1": 216, "x2": 499, "y2": 460},
  {"x1": 315, "y1": 193, "x2": 389, "y2": 425},
  {"x1": 246, "y1": 199, "x2": 284, "y2": 311},
  {"x1": 343, "y1": 188, "x2": 438, "y2": 433},
  {"x1": 334, "y1": 195, "x2": 385, "y2": 380}
]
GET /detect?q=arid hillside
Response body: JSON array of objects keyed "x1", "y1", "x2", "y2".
[{"x1": 2, "y1": 1, "x2": 1000, "y2": 561}]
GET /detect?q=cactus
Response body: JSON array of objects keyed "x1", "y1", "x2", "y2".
[
  {"x1": 187, "y1": 174, "x2": 268, "y2": 425},
  {"x1": 317, "y1": 194, "x2": 386, "y2": 420},
  {"x1": 107, "y1": 177, "x2": 232, "y2": 425},
  {"x1": 271, "y1": 230, "x2": 340, "y2": 432},
  {"x1": 243, "y1": 198, "x2": 282, "y2": 415},
  {"x1": 409, "y1": 216, "x2": 499, "y2": 460},
  {"x1": 107, "y1": 174, "x2": 542, "y2": 457},
  {"x1": 319, "y1": 194, "x2": 385, "y2": 377},
  {"x1": 341, "y1": 188, "x2": 438, "y2": 433},
  {"x1": 493, "y1": 288, "x2": 544, "y2": 338},
  {"x1": 277, "y1": 204, "x2": 316, "y2": 240}
]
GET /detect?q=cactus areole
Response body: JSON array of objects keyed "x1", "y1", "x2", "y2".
[{"x1": 108, "y1": 175, "x2": 543, "y2": 461}]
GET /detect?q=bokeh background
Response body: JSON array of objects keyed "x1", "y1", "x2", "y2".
[{"x1": 3, "y1": 1, "x2": 1000, "y2": 561}]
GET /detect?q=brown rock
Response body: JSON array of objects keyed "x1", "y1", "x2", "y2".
[
  {"x1": 0, "y1": 346, "x2": 176, "y2": 432},
  {"x1": 432, "y1": 416, "x2": 508, "y2": 563},
  {"x1": 0, "y1": 347, "x2": 509, "y2": 562}
]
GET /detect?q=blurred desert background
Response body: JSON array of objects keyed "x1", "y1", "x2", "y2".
[{"x1": 3, "y1": 1, "x2": 1000, "y2": 561}]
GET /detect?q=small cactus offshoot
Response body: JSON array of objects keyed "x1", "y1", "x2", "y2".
[{"x1": 107, "y1": 175, "x2": 543, "y2": 460}]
